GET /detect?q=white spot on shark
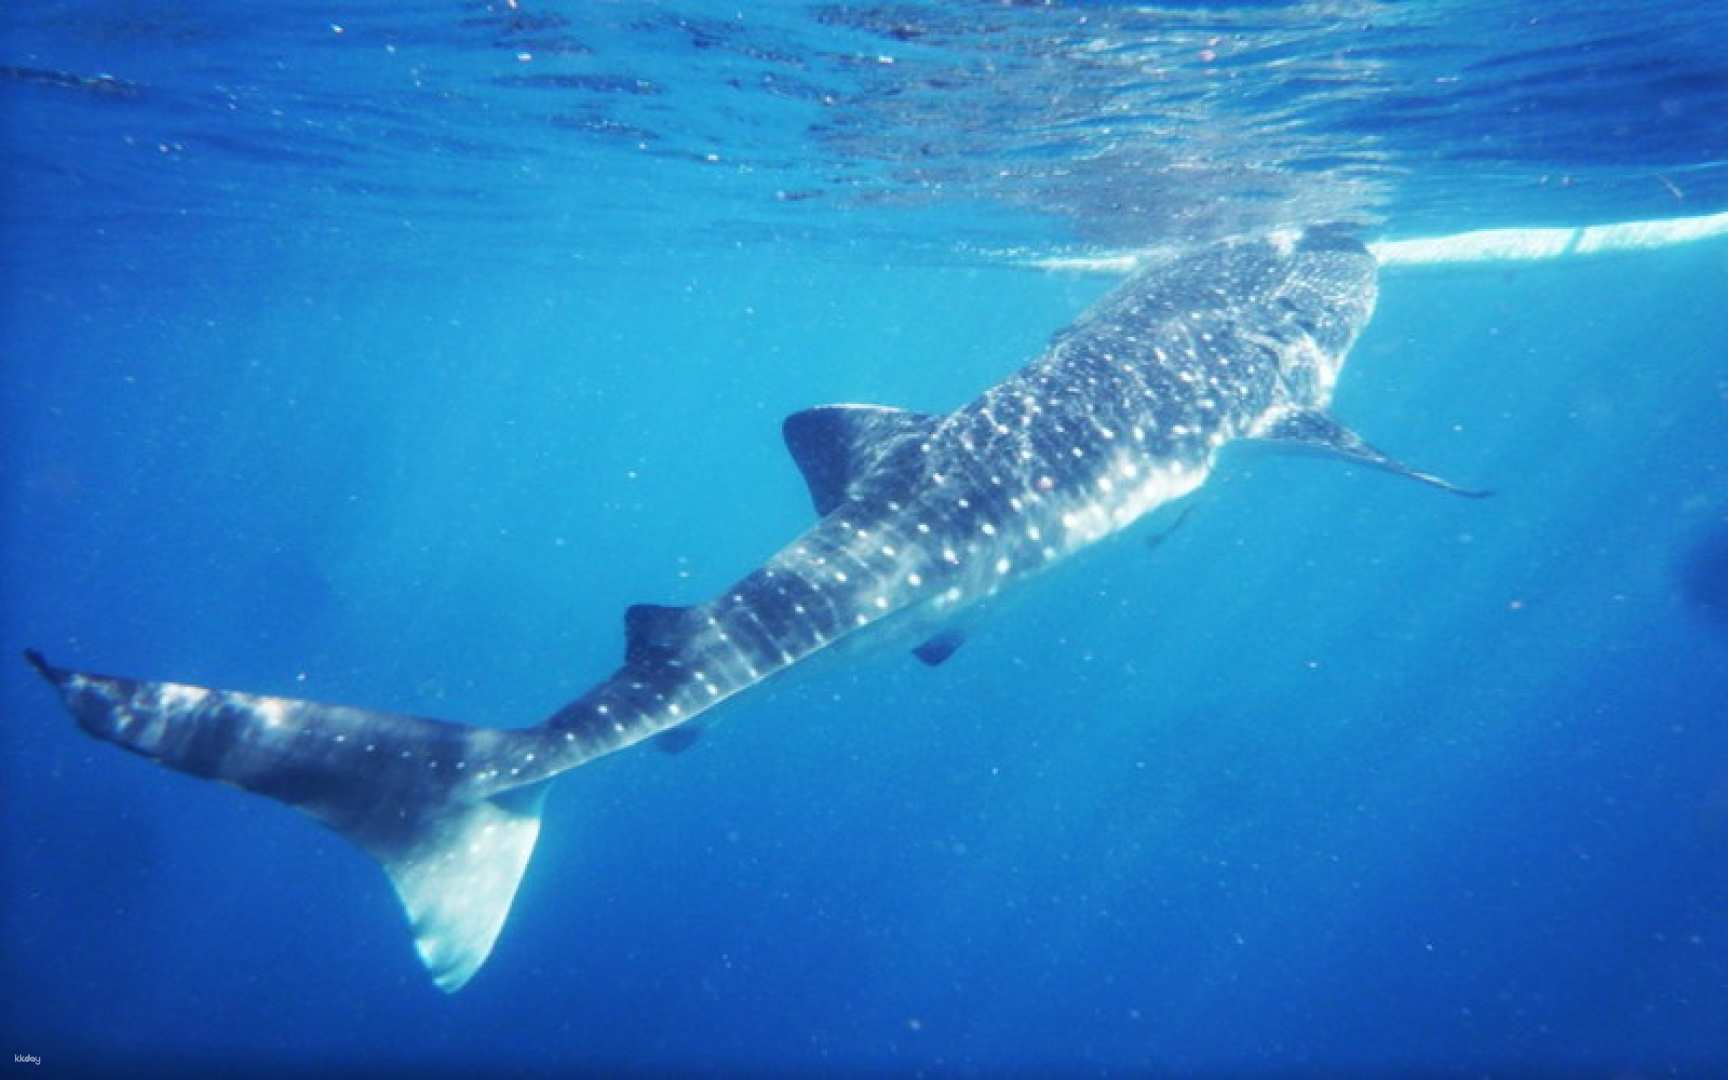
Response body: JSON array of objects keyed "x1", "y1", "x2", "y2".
[
  {"x1": 156, "y1": 683, "x2": 210, "y2": 712},
  {"x1": 255, "y1": 697, "x2": 289, "y2": 729}
]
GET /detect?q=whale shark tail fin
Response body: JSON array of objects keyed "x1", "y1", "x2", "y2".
[{"x1": 22, "y1": 649, "x2": 552, "y2": 992}]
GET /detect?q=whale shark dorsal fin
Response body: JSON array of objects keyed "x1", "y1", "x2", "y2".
[
  {"x1": 625, "y1": 603, "x2": 697, "y2": 666},
  {"x1": 782, "y1": 404, "x2": 940, "y2": 515},
  {"x1": 1256, "y1": 408, "x2": 1492, "y2": 499}
]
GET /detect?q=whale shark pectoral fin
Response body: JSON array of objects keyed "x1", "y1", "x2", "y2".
[
  {"x1": 782, "y1": 404, "x2": 940, "y2": 515},
  {"x1": 1256, "y1": 408, "x2": 1492, "y2": 499},
  {"x1": 912, "y1": 628, "x2": 967, "y2": 667},
  {"x1": 23, "y1": 649, "x2": 553, "y2": 993}
]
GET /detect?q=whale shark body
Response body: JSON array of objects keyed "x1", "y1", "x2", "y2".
[{"x1": 26, "y1": 229, "x2": 1481, "y2": 991}]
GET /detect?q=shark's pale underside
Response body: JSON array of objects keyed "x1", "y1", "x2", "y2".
[{"x1": 26, "y1": 229, "x2": 1482, "y2": 991}]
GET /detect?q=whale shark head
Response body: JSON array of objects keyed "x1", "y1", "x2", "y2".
[{"x1": 1264, "y1": 226, "x2": 1379, "y2": 404}]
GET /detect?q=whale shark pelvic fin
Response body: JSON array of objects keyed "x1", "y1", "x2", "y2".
[
  {"x1": 22, "y1": 649, "x2": 548, "y2": 993},
  {"x1": 653, "y1": 722, "x2": 707, "y2": 754},
  {"x1": 1255, "y1": 408, "x2": 1491, "y2": 499},
  {"x1": 912, "y1": 628, "x2": 967, "y2": 667}
]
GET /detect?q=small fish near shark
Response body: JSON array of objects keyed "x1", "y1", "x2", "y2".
[{"x1": 25, "y1": 228, "x2": 1486, "y2": 992}]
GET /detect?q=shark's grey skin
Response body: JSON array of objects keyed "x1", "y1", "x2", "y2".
[{"x1": 25, "y1": 229, "x2": 1479, "y2": 992}]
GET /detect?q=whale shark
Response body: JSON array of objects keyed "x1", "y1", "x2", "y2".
[{"x1": 25, "y1": 228, "x2": 1482, "y2": 992}]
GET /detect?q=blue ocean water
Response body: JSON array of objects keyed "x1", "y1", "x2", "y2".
[{"x1": 3, "y1": 2, "x2": 1727, "y2": 1074}]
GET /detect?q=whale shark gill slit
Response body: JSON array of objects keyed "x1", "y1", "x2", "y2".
[{"x1": 25, "y1": 230, "x2": 1490, "y2": 991}]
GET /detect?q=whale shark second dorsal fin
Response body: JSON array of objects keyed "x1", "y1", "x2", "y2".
[
  {"x1": 782, "y1": 404, "x2": 940, "y2": 516},
  {"x1": 624, "y1": 603, "x2": 697, "y2": 667},
  {"x1": 1255, "y1": 407, "x2": 1492, "y2": 499}
]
